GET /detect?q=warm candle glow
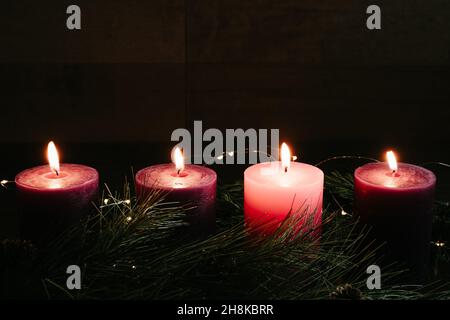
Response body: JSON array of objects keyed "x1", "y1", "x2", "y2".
[
  {"x1": 173, "y1": 147, "x2": 184, "y2": 175},
  {"x1": 47, "y1": 141, "x2": 60, "y2": 176},
  {"x1": 281, "y1": 143, "x2": 291, "y2": 173},
  {"x1": 386, "y1": 150, "x2": 398, "y2": 173}
]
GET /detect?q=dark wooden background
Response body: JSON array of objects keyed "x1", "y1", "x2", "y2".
[
  {"x1": 0, "y1": 0, "x2": 449, "y2": 170},
  {"x1": 1, "y1": 0, "x2": 449, "y2": 143}
]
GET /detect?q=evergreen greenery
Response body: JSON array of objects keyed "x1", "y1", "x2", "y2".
[{"x1": 1, "y1": 160, "x2": 449, "y2": 300}]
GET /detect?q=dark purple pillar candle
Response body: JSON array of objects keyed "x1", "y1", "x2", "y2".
[
  {"x1": 354, "y1": 162, "x2": 436, "y2": 275},
  {"x1": 15, "y1": 164, "x2": 99, "y2": 244},
  {"x1": 135, "y1": 164, "x2": 217, "y2": 233}
]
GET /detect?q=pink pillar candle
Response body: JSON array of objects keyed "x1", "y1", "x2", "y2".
[
  {"x1": 244, "y1": 161, "x2": 324, "y2": 237},
  {"x1": 16, "y1": 163, "x2": 99, "y2": 244},
  {"x1": 354, "y1": 160, "x2": 436, "y2": 274},
  {"x1": 135, "y1": 164, "x2": 217, "y2": 233}
]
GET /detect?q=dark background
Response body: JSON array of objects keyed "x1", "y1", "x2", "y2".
[{"x1": 1, "y1": 1, "x2": 449, "y2": 236}]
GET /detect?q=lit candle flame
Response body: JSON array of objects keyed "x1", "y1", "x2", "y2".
[
  {"x1": 386, "y1": 150, "x2": 398, "y2": 173},
  {"x1": 173, "y1": 147, "x2": 184, "y2": 175},
  {"x1": 281, "y1": 142, "x2": 291, "y2": 173},
  {"x1": 47, "y1": 141, "x2": 60, "y2": 176}
]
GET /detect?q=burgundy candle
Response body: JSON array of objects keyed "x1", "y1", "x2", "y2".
[
  {"x1": 135, "y1": 147, "x2": 217, "y2": 233},
  {"x1": 15, "y1": 142, "x2": 99, "y2": 244},
  {"x1": 354, "y1": 151, "x2": 436, "y2": 276}
]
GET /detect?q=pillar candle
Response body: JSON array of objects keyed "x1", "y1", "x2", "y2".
[
  {"x1": 354, "y1": 151, "x2": 436, "y2": 276},
  {"x1": 244, "y1": 143, "x2": 324, "y2": 237},
  {"x1": 15, "y1": 142, "x2": 99, "y2": 244},
  {"x1": 135, "y1": 147, "x2": 217, "y2": 233}
]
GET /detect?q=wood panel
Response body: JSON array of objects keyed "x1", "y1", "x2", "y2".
[
  {"x1": 0, "y1": 0, "x2": 185, "y2": 63},
  {"x1": 0, "y1": 1, "x2": 448, "y2": 145},
  {"x1": 0, "y1": 63, "x2": 185, "y2": 142},
  {"x1": 188, "y1": 0, "x2": 450, "y2": 65},
  {"x1": 188, "y1": 64, "x2": 449, "y2": 142},
  {"x1": 187, "y1": 1, "x2": 450, "y2": 144},
  {"x1": 0, "y1": 0, "x2": 186, "y2": 143}
]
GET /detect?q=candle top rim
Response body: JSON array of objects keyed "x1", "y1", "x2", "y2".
[
  {"x1": 15, "y1": 163, "x2": 99, "y2": 191},
  {"x1": 244, "y1": 161, "x2": 324, "y2": 186},
  {"x1": 136, "y1": 163, "x2": 217, "y2": 189},
  {"x1": 355, "y1": 162, "x2": 436, "y2": 190}
]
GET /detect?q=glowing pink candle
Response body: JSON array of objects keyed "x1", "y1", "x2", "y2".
[
  {"x1": 354, "y1": 151, "x2": 436, "y2": 274},
  {"x1": 15, "y1": 142, "x2": 99, "y2": 244},
  {"x1": 244, "y1": 143, "x2": 324, "y2": 236},
  {"x1": 135, "y1": 147, "x2": 217, "y2": 233}
]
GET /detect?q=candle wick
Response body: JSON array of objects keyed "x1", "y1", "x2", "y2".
[
  {"x1": 284, "y1": 167, "x2": 288, "y2": 173},
  {"x1": 55, "y1": 169, "x2": 59, "y2": 176},
  {"x1": 177, "y1": 169, "x2": 181, "y2": 176}
]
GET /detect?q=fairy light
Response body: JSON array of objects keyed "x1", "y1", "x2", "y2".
[
  {"x1": 216, "y1": 151, "x2": 235, "y2": 160},
  {"x1": 433, "y1": 241, "x2": 445, "y2": 247},
  {"x1": 101, "y1": 199, "x2": 131, "y2": 209},
  {"x1": 1, "y1": 180, "x2": 10, "y2": 188},
  {"x1": 126, "y1": 216, "x2": 132, "y2": 222},
  {"x1": 341, "y1": 209, "x2": 348, "y2": 216},
  {"x1": 216, "y1": 149, "x2": 279, "y2": 162}
]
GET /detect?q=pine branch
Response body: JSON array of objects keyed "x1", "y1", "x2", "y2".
[{"x1": 1, "y1": 172, "x2": 450, "y2": 300}]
